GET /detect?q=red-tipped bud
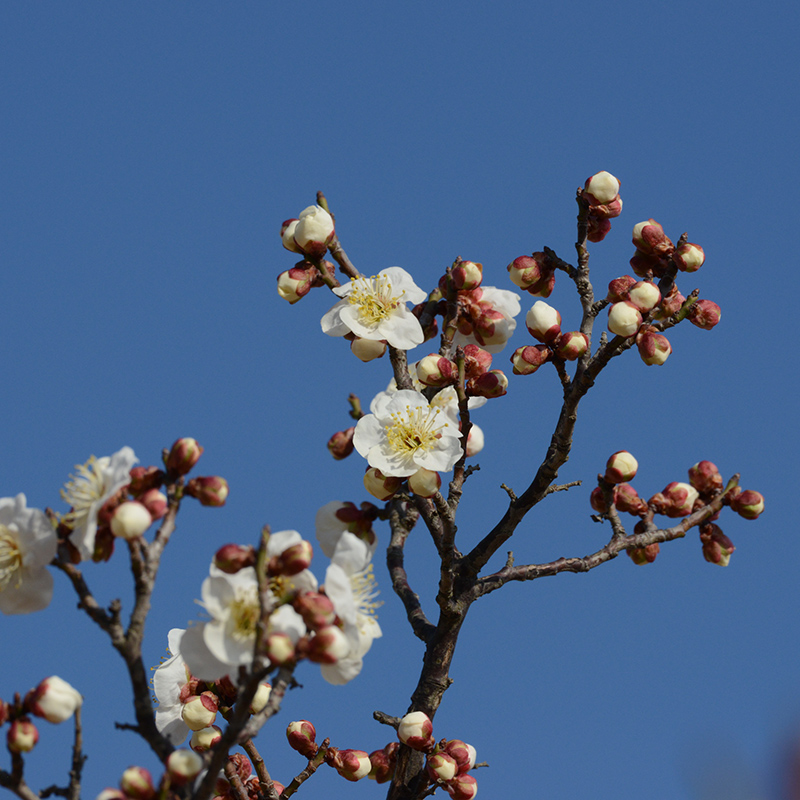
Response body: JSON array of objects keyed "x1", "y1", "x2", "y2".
[
  {"x1": 214, "y1": 543, "x2": 256, "y2": 574},
  {"x1": 368, "y1": 745, "x2": 397, "y2": 783},
  {"x1": 654, "y1": 286, "x2": 686, "y2": 319},
  {"x1": 511, "y1": 344, "x2": 550, "y2": 375},
  {"x1": 26, "y1": 676, "x2": 82, "y2": 723},
  {"x1": 630, "y1": 250, "x2": 664, "y2": 279},
  {"x1": 351, "y1": 337, "x2": 387, "y2": 362},
  {"x1": 628, "y1": 281, "x2": 661, "y2": 313},
  {"x1": 675, "y1": 243, "x2": 705, "y2": 272},
  {"x1": 526, "y1": 301, "x2": 562, "y2": 344},
  {"x1": 443, "y1": 740, "x2": 477, "y2": 774},
  {"x1": 427, "y1": 753, "x2": 458, "y2": 783},
  {"x1": 554, "y1": 331, "x2": 589, "y2": 361},
  {"x1": 730, "y1": 490, "x2": 764, "y2": 520},
  {"x1": 417, "y1": 354, "x2": 458, "y2": 387},
  {"x1": 584, "y1": 171, "x2": 621, "y2": 204},
  {"x1": 397, "y1": 711, "x2": 434, "y2": 752},
  {"x1": 181, "y1": 692, "x2": 218, "y2": 732},
  {"x1": 165, "y1": 438, "x2": 204, "y2": 476},
  {"x1": 185, "y1": 476, "x2": 229, "y2": 507},
  {"x1": 274, "y1": 540, "x2": 313, "y2": 576},
  {"x1": 335, "y1": 749, "x2": 372, "y2": 781},
  {"x1": 363, "y1": 468, "x2": 402, "y2": 501},
  {"x1": 138, "y1": 489, "x2": 167, "y2": 521},
  {"x1": 615, "y1": 483, "x2": 647, "y2": 515},
  {"x1": 286, "y1": 720, "x2": 318, "y2": 758},
  {"x1": 700, "y1": 523, "x2": 735, "y2": 566},
  {"x1": 408, "y1": 468, "x2": 442, "y2": 498},
  {"x1": 190, "y1": 725, "x2": 221, "y2": 752},
  {"x1": 466, "y1": 369, "x2": 508, "y2": 398},
  {"x1": 463, "y1": 344, "x2": 493, "y2": 378},
  {"x1": 586, "y1": 216, "x2": 612, "y2": 242},
  {"x1": 120, "y1": 767, "x2": 155, "y2": 800},
  {"x1": 588, "y1": 197, "x2": 623, "y2": 220},
  {"x1": 632, "y1": 219, "x2": 674, "y2": 256},
  {"x1": 128, "y1": 466, "x2": 165, "y2": 496},
  {"x1": 507, "y1": 253, "x2": 553, "y2": 295},
  {"x1": 688, "y1": 299, "x2": 721, "y2": 330},
  {"x1": 328, "y1": 427, "x2": 355, "y2": 460},
  {"x1": 265, "y1": 633, "x2": 295, "y2": 666},
  {"x1": 636, "y1": 328, "x2": 672, "y2": 366},
  {"x1": 661, "y1": 482, "x2": 700, "y2": 517},
  {"x1": 607, "y1": 275, "x2": 636, "y2": 303},
  {"x1": 277, "y1": 263, "x2": 316, "y2": 304},
  {"x1": 608, "y1": 301, "x2": 642, "y2": 338},
  {"x1": 293, "y1": 205, "x2": 334, "y2": 259},
  {"x1": 280, "y1": 219, "x2": 302, "y2": 253},
  {"x1": 688, "y1": 461, "x2": 723, "y2": 495},
  {"x1": 627, "y1": 543, "x2": 660, "y2": 565},
  {"x1": 605, "y1": 451, "x2": 638, "y2": 484},
  {"x1": 451, "y1": 261, "x2": 483, "y2": 291},
  {"x1": 7, "y1": 719, "x2": 38, "y2": 753},
  {"x1": 294, "y1": 592, "x2": 338, "y2": 630},
  {"x1": 590, "y1": 486, "x2": 613, "y2": 514},
  {"x1": 305, "y1": 625, "x2": 350, "y2": 664},
  {"x1": 166, "y1": 750, "x2": 204, "y2": 787},
  {"x1": 445, "y1": 773, "x2": 479, "y2": 800}
]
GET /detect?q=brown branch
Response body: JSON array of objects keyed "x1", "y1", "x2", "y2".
[
  {"x1": 241, "y1": 739, "x2": 280, "y2": 800},
  {"x1": 317, "y1": 191, "x2": 360, "y2": 281},
  {"x1": 0, "y1": 753, "x2": 40, "y2": 800},
  {"x1": 280, "y1": 738, "x2": 330, "y2": 799}
]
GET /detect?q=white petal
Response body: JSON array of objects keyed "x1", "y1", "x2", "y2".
[{"x1": 179, "y1": 625, "x2": 231, "y2": 682}]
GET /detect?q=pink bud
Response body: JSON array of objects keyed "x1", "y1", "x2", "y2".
[
  {"x1": 128, "y1": 466, "x2": 165, "y2": 496},
  {"x1": 584, "y1": 171, "x2": 621, "y2": 204},
  {"x1": 7, "y1": 719, "x2": 38, "y2": 753},
  {"x1": 554, "y1": 331, "x2": 589, "y2": 361},
  {"x1": 636, "y1": 329, "x2": 672, "y2": 366},
  {"x1": 614, "y1": 483, "x2": 647, "y2": 515},
  {"x1": 351, "y1": 337, "x2": 387, "y2": 362},
  {"x1": 605, "y1": 451, "x2": 638, "y2": 484},
  {"x1": 688, "y1": 461, "x2": 723, "y2": 496},
  {"x1": 452, "y1": 261, "x2": 483, "y2": 291},
  {"x1": 688, "y1": 299, "x2": 721, "y2": 330},
  {"x1": 588, "y1": 196, "x2": 623, "y2": 220},
  {"x1": 446, "y1": 773, "x2": 479, "y2": 800},
  {"x1": 627, "y1": 543, "x2": 660, "y2": 565},
  {"x1": 275, "y1": 540, "x2": 313, "y2": 576},
  {"x1": 214, "y1": 543, "x2": 256, "y2": 574},
  {"x1": 368, "y1": 745, "x2": 397, "y2": 783},
  {"x1": 654, "y1": 286, "x2": 686, "y2": 319},
  {"x1": 466, "y1": 369, "x2": 508, "y2": 399},
  {"x1": 294, "y1": 592, "x2": 338, "y2": 630},
  {"x1": 138, "y1": 489, "x2": 167, "y2": 521},
  {"x1": 408, "y1": 468, "x2": 442, "y2": 498},
  {"x1": 26, "y1": 676, "x2": 82, "y2": 723},
  {"x1": 730, "y1": 489, "x2": 764, "y2": 520},
  {"x1": 661, "y1": 482, "x2": 700, "y2": 517},
  {"x1": 416, "y1": 354, "x2": 458, "y2": 387},
  {"x1": 526, "y1": 301, "x2": 562, "y2": 343},
  {"x1": 629, "y1": 250, "x2": 664, "y2": 279},
  {"x1": 590, "y1": 486, "x2": 613, "y2": 514},
  {"x1": 463, "y1": 344, "x2": 492, "y2": 378},
  {"x1": 632, "y1": 219, "x2": 674, "y2": 256},
  {"x1": 507, "y1": 254, "x2": 549, "y2": 291},
  {"x1": 628, "y1": 281, "x2": 661, "y2": 313},
  {"x1": 166, "y1": 749, "x2": 204, "y2": 785},
  {"x1": 287, "y1": 720, "x2": 318, "y2": 758},
  {"x1": 700, "y1": 523, "x2": 735, "y2": 566},
  {"x1": 607, "y1": 301, "x2": 642, "y2": 338},
  {"x1": 397, "y1": 711, "x2": 434, "y2": 752},
  {"x1": 510, "y1": 344, "x2": 550, "y2": 375},
  {"x1": 335, "y1": 749, "x2": 372, "y2": 781},
  {"x1": 306, "y1": 625, "x2": 350, "y2": 664},
  {"x1": 587, "y1": 216, "x2": 612, "y2": 242},
  {"x1": 165, "y1": 438, "x2": 204, "y2": 476},
  {"x1": 427, "y1": 752, "x2": 458, "y2": 783},
  {"x1": 110, "y1": 501, "x2": 153, "y2": 540},
  {"x1": 328, "y1": 427, "x2": 355, "y2": 460},
  {"x1": 363, "y1": 468, "x2": 402, "y2": 501},
  {"x1": 443, "y1": 740, "x2": 477, "y2": 773},
  {"x1": 607, "y1": 275, "x2": 636, "y2": 303},
  {"x1": 675, "y1": 243, "x2": 705, "y2": 272},
  {"x1": 185, "y1": 476, "x2": 229, "y2": 507},
  {"x1": 293, "y1": 205, "x2": 335, "y2": 259},
  {"x1": 120, "y1": 767, "x2": 155, "y2": 800}
]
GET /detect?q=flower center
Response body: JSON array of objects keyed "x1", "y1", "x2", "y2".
[
  {"x1": 348, "y1": 275, "x2": 402, "y2": 325},
  {"x1": 0, "y1": 526, "x2": 22, "y2": 590},
  {"x1": 350, "y1": 564, "x2": 382, "y2": 629},
  {"x1": 385, "y1": 405, "x2": 446, "y2": 456},
  {"x1": 60, "y1": 456, "x2": 111, "y2": 528},
  {"x1": 228, "y1": 586, "x2": 260, "y2": 642}
]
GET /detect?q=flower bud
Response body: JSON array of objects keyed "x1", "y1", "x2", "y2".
[
  {"x1": 636, "y1": 328, "x2": 672, "y2": 366},
  {"x1": 466, "y1": 369, "x2": 508, "y2": 399},
  {"x1": 364, "y1": 468, "x2": 402, "y2": 501},
  {"x1": 165, "y1": 438, "x2": 204, "y2": 476},
  {"x1": 275, "y1": 540, "x2": 313, "y2": 576},
  {"x1": 214, "y1": 543, "x2": 256, "y2": 574},
  {"x1": 588, "y1": 196, "x2": 623, "y2": 220},
  {"x1": 335, "y1": 749, "x2": 372, "y2": 781},
  {"x1": 445, "y1": 773, "x2": 479, "y2": 800},
  {"x1": 26, "y1": 676, "x2": 83, "y2": 723},
  {"x1": 95, "y1": 790, "x2": 125, "y2": 800},
  {"x1": 466, "y1": 424, "x2": 484, "y2": 457},
  {"x1": 730, "y1": 489, "x2": 764, "y2": 520},
  {"x1": 604, "y1": 451, "x2": 638, "y2": 484},
  {"x1": 249, "y1": 682, "x2": 272, "y2": 714},
  {"x1": 586, "y1": 216, "x2": 612, "y2": 242},
  {"x1": 294, "y1": 591, "x2": 338, "y2": 630},
  {"x1": 607, "y1": 275, "x2": 636, "y2": 303},
  {"x1": 554, "y1": 331, "x2": 589, "y2": 361},
  {"x1": 293, "y1": 205, "x2": 335, "y2": 258},
  {"x1": 138, "y1": 489, "x2": 167, "y2": 521},
  {"x1": 306, "y1": 625, "x2": 350, "y2": 664},
  {"x1": 628, "y1": 281, "x2": 661, "y2": 313},
  {"x1": 328, "y1": 427, "x2": 355, "y2": 460},
  {"x1": 654, "y1": 286, "x2": 685, "y2": 319},
  {"x1": 688, "y1": 461, "x2": 723, "y2": 495},
  {"x1": 452, "y1": 261, "x2": 483, "y2": 291},
  {"x1": 607, "y1": 301, "x2": 642, "y2": 338},
  {"x1": 166, "y1": 749, "x2": 204, "y2": 785},
  {"x1": 120, "y1": 767, "x2": 155, "y2": 800},
  {"x1": 614, "y1": 483, "x2": 647, "y2": 515},
  {"x1": 351, "y1": 337, "x2": 387, "y2": 362},
  {"x1": 443, "y1": 740, "x2": 477, "y2": 773},
  {"x1": 463, "y1": 344, "x2": 493, "y2": 378},
  {"x1": 627, "y1": 543, "x2": 660, "y2": 565},
  {"x1": 128, "y1": 466, "x2": 165, "y2": 496},
  {"x1": 181, "y1": 692, "x2": 218, "y2": 731},
  {"x1": 700, "y1": 523, "x2": 735, "y2": 566},
  {"x1": 368, "y1": 745, "x2": 397, "y2": 783},
  {"x1": 526, "y1": 301, "x2": 562, "y2": 344},
  {"x1": 688, "y1": 299, "x2": 721, "y2": 330},
  {"x1": 629, "y1": 250, "x2": 664, "y2": 279},
  {"x1": 417, "y1": 355, "x2": 458, "y2": 387},
  {"x1": 265, "y1": 632, "x2": 295, "y2": 666},
  {"x1": 510, "y1": 344, "x2": 550, "y2": 375},
  {"x1": 190, "y1": 725, "x2": 221, "y2": 752},
  {"x1": 661, "y1": 482, "x2": 700, "y2": 517},
  {"x1": 110, "y1": 501, "x2": 153, "y2": 541},
  {"x1": 675, "y1": 243, "x2": 705, "y2": 272},
  {"x1": 408, "y1": 468, "x2": 442, "y2": 498},
  {"x1": 590, "y1": 486, "x2": 612, "y2": 514},
  {"x1": 287, "y1": 720, "x2": 318, "y2": 758},
  {"x1": 507, "y1": 254, "x2": 551, "y2": 294},
  {"x1": 8, "y1": 719, "x2": 38, "y2": 752},
  {"x1": 427, "y1": 752, "x2": 458, "y2": 783},
  {"x1": 277, "y1": 264, "x2": 316, "y2": 304},
  {"x1": 397, "y1": 711, "x2": 434, "y2": 752},
  {"x1": 632, "y1": 219, "x2": 674, "y2": 256},
  {"x1": 584, "y1": 171, "x2": 620, "y2": 204},
  {"x1": 280, "y1": 219, "x2": 301, "y2": 253},
  {"x1": 185, "y1": 476, "x2": 229, "y2": 507}
]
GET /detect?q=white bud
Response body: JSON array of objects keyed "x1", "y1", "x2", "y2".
[
  {"x1": 584, "y1": 171, "x2": 620, "y2": 203},
  {"x1": 607, "y1": 302, "x2": 642, "y2": 337},
  {"x1": 628, "y1": 281, "x2": 661, "y2": 313},
  {"x1": 30, "y1": 676, "x2": 82, "y2": 723},
  {"x1": 110, "y1": 501, "x2": 153, "y2": 540}
]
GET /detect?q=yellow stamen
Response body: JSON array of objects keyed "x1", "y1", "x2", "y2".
[
  {"x1": 348, "y1": 275, "x2": 403, "y2": 325},
  {"x1": 385, "y1": 405, "x2": 446, "y2": 456},
  {"x1": 0, "y1": 525, "x2": 22, "y2": 590}
]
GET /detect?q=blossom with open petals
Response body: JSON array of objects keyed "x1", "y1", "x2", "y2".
[
  {"x1": 153, "y1": 629, "x2": 193, "y2": 744},
  {"x1": 321, "y1": 267, "x2": 427, "y2": 350},
  {"x1": 353, "y1": 390, "x2": 462, "y2": 478},
  {"x1": 60, "y1": 447, "x2": 138, "y2": 560},
  {"x1": 0, "y1": 494, "x2": 57, "y2": 615}
]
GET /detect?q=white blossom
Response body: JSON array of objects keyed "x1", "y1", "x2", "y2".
[
  {"x1": 0, "y1": 494, "x2": 57, "y2": 615},
  {"x1": 153, "y1": 628, "x2": 193, "y2": 745}
]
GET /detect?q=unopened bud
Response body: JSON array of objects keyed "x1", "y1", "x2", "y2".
[
  {"x1": 363, "y1": 468, "x2": 402, "y2": 501},
  {"x1": 368, "y1": 746, "x2": 397, "y2": 783},
  {"x1": 632, "y1": 219, "x2": 674, "y2": 256},
  {"x1": 452, "y1": 261, "x2": 483, "y2": 291},
  {"x1": 463, "y1": 344, "x2": 493, "y2": 378},
  {"x1": 627, "y1": 543, "x2": 660, "y2": 565},
  {"x1": 166, "y1": 749, "x2": 204, "y2": 785},
  {"x1": 444, "y1": 740, "x2": 477, "y2": 774},
  {"x1": 249, "y1": 682, "x2": 272, "y2": 714},
  {"x1": 328, "y1": 427, "x2": 355, "y2": 460},
  {"x1": 128, "y1": 466, "x2": 165, "y2": 496},
  {"x1": 615, "y1": 483, "x2": 647, "y2": 515},
  {"x1": 661, "y1": 482, "x2": 700, "y2": 517},
  {"x1": 306, "y1": 625, "x2": 350, "y2": 664},
  {"x1": 139, "y1": 489, "x2": 167, "y2": 521},
  {"x1": 628, "y1": 281, "x2": 661, "y2": 313},
  {"x1": 293, "y1": 205, "x2": 335, "y2": 259},
  {"x1": 445, "y1": 773, "x2": 479, "y2": 800},
  {"x1": 408, "y1": 468, "x2": 442, "y2": 498},
  {"x1": 688, "y1": 461, "x2": 723, "y2": 496},
  {"x1": 335, "y1": 749, "x2": 372, "y2": 781},
  {"x1": 608, "y1": 301, "x2": 642, "y2": 338},
  {"x1": 587, "y1": 216, "x2": 612, "y2": 242},
  {"x1": 636, "y1": 328, "x2": 672, "y2": 366},
  {"x1": 630, "y1": 250, "x2": 664, "y2": 279},
  {"x1": 654, "y1": 286, "x2": 686, "y2": 319},
  {"x1": 110, "y1": 501, "x2": 153, "y2": 541},
  {"x1": 190, "y1": 725, "x2": 221, "y2": 752},
  {"x1": 286, "y1": 720, "x2": 318, "y2": 758},
  {"x1": 120, "y1": 767, "x2": 155, "y2": 800},
  {"x1": 427, "y1": 752, "x2": 458, "y2": 783},
  {"x1": 526, "y1": 300, "x2": 562, "y2": 343},
  {"x1": 397, "y1": 711, "x2": 434, "y2": 752},
  {"x1": 466, "y1": 424, "x2": 484, "y2": 457},
  {"x1": 675, "y1": 243, "x2": 705, "y2": 272},
  {"x1": 699, "y1": 523, "x2": 735, "y2": 566},
  {"x1": 351, "y1": 337, "x2": 387, "y2": 362},
  {"x1": 604, "y1": 451, "x2": 638, "y2": 484},
  {"x1": 26, "y1": 676, "x2": 82, "y2": 724},
  {"x1": 466, "y1": 369, "x2": 508, "y2": 398},
  {"x1": 584, "y1": 171, "x2": 621, "y2": 204},
  {"x1": 730, "y1": 489, "x2": 764, "y2": 520},
  {"x1": 275, "y1": 540, "x2": 313, "y2": 576},
  {"x1": 214, "y1": 543, "x2": 256, "y2": 574},
  {"x1": 277, "y1": 264, "x2": 316, "y2": 304},
  {"x1": 7, "y1": 719, "x2": 38, "y2": 753},
  {"x1": 511, "y1": 344, "x2": 550, "y2": 375},
  {"x1": 607, "y1": 275, "x2": 636, "y2": 303},
  {"x1": 181, "y1": 692, "x2": 218, "y2": 731},
  {"x1": 294, "y1": 591, "x2": 338, "y2": 630},
  {"x1": 417, "y1": 354, "x2": 458, "y2": 387},
  {"x1": 165, "y1": 438, "x2": 204, "y2": 476},
  {"x1": 590, "y1": 486, "x2": 612, "y2": 514},
  {"x1": 507, "y1": 253, "x2": 553, "y2": 296},
  {"x1": 554, "y1": 331, "x2": 589, "y2": 361},
  {"x1": 280, "y1": 219, "x2": 301, "y2": 253},
  {"x1": 185, "y1": 476, "x2": 229, "y2": 507},
  {"x1": 265, "y1": 632, "x2": 295, "y2": 666},
  {"x1": 688, "y1": 299, "x2": 721, "y2": 330}
]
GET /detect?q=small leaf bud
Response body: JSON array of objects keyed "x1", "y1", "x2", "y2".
[{"x1": 328, "y1": 427, "x2": 355, "y2": 460}]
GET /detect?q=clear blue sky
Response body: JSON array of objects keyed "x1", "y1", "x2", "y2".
[{"x1": 1, "y1": 2, "x2": 797, "y2": 799}]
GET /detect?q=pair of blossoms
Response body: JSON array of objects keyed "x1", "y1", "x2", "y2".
[
  {"x1": 592, "y1": 451, "x2": 765, "y2": 567},
  {"x1": 2, "y1": 675, "x2": 82, "y2": 756},
  {"x1": 153, "y1": 500, "x2": 382, "y2": 749},
  {"x1": 283, "y1": 713, "x2": 478, "y2": 798},
  {"x1": 0, "y1": 440, "x2": 227, "y2": 616}
]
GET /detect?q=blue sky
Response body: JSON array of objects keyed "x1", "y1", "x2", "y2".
[{"x1": 1, "y1": 2, "x2": 797, "y2": 799}]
